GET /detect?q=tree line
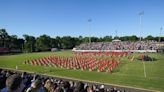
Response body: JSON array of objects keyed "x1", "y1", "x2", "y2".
[{"x1": 0, "y1": 29, "x2": 163, "y2": 52}]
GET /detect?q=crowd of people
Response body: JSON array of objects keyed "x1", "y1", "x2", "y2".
[
  {"x1": 0, "y1": 69, "x2": 125, "y2": 92},
  {"x1": 75, "y1": 40, "x2": 159, "y2": 50}
]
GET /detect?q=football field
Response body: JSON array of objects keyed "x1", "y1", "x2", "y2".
[{"x1": 0, "y1": 50, "x2": 163, "y2": 91}]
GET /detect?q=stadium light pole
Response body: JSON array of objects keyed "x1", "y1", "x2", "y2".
[
  {"x1": 115, "y1": 30, "x2": 118, "y2": 39},
  {"x1": 139, "y1": 11, "x2": 146, "y2": 78},
  {"x1": 88, "y1": 19, "x2": 92, "y2": 43},
  {"x1": 159, "y1": 27, "x2": 162, "y2": 42},
  {"x1": 139, "y1": 11, "x2": 144, "y2": 41}
]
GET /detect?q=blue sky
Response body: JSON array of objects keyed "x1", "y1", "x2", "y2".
[{"x1": 0, "y1": 0, "x2": 163, "y2": 38}]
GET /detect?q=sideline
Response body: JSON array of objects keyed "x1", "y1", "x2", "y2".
[
  {"x1": 0, "y1": 67, "x2": 160, "y2": 92},
  {"x1": 113, "y1": 73, "x2": 164, "y2": 80}
]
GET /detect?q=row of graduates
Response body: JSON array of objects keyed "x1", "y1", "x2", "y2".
[
  {"x1": 73, "y1": 51, "x2": 134, "y2": 62},
  {"x1": 72, "y1": 51, "x2": 129, "y2": 57},
  {"x1": 24, "y1": 55, "x2": 121, "y2": 73}
]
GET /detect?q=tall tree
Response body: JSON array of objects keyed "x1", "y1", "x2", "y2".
[
  {"x1": 129, "y1": 35, "x2": 139, "y2": 41},
  {"x1": 7, "y1": 35, "x2": 24, "y2": 52},
  {"x1": 82, "y1": 37, "x2": 90, "y2": 43},
  {"x1": 50, "y1": 38, "x2": 58, "y2": 48},
  {"x1": 0, "y1": 29, "x2": 9, "y2": 47},
  {"x1": 61, "y1": 36, "x2": 75, "y2": 49},
  {"x1": 144, "y1": 35, "x2": 154, "y2": 40},
  {"x1": 120, "y1": 35, "x2": 139, "y2": 41},
  {"x1": 91, "y1": 37, "x2": 99, "y2": 42},
  {"x1": 56, "y1": 36, "x2": 62, "y2": 49},
  {"x1": 103, "y1": 36, "x2": 112, "y2": 42},
  {"x1": 23, "y1": 34, "x2": 36, "y2": 52},
  {"x1": 8, "y1": 35, "x2": 18, "y2": 49},
  {"x1": 17, "y1": 38, "x2": 25, "y2": 52},
  {"x1": 35, "y1": 34, "x2": 51, "y2": 51}
]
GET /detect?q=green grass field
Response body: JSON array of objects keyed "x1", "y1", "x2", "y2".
[{"x1": 0, "y1": 51, "x2": 164, "y2": 91}]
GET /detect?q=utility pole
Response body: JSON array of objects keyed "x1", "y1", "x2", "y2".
[
  {"x1": 115, "y1": 30, "x2": 118, "y2": 39},
  {"x1": 139, "y1": 11, "x2": 146, "y2": 78},
  {"x1": 88, "y1": 19, "x2": 92, "y2": 43},
  {"x1": 159, "y1": 27, "x2": 162, "y2": 42},
  {"x1": 139, "y1": 11, "x2": 144, "y2": 41}
]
